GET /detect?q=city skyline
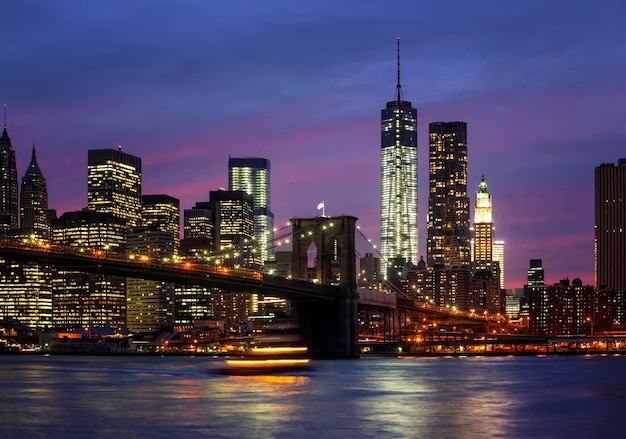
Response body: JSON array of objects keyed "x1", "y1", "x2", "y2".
[{"x1": 2, "y1": 1, "x2": 625, "y2": 288}]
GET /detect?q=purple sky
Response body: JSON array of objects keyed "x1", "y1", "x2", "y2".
[{"x1": 2, "y1": 1, "x2": 625, "y2": 289}]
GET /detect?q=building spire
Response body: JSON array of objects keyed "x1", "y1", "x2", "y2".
[
  {"x1": 396, "y1": 36, "x2": 403, "y2": 102},
  {"x1": 3, "y1": 104, "x2": 6, "y2": 129}
]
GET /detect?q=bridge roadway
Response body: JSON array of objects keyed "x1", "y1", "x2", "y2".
[
  {"x1": 0, "y1": 238, "x2": 485, "y2": 326},
  {"x1": 0, "y1": 238, "x2": 338, "y2": 302}
]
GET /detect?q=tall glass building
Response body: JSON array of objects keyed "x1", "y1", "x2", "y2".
[
  {"x1": 20, "y1": 144, "x2": 50, "y2": 239},
  {"x1": 427, "y1": 121, "x2": 470, "y2": 268},
  {"x1": 0, "y1": 124, "x2": 18, "y2": 233},
  {"x1": 228, "y1": 157, "x2": 274, "y2": 264},
  {"x1": 380, "y1": 38, "x2": 418, "y2": 280},
  {"x1": 88, "y1": 147, "x2": 142, "y2": 228}
]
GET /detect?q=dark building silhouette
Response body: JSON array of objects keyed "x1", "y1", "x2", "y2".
[
  {"x1": 20, "y1": 144, "x2": 50, "y2": 239},
  {"x1": 595, "y1": 159, "x2": 626, "y2": 291},
  {"x1": 0, "y1": 123, "x2": 18, "y2": 233}
]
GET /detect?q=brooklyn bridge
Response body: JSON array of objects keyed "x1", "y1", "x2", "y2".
[{"x1": 0, "y1": 215, "x2": 495, "y2": 358}]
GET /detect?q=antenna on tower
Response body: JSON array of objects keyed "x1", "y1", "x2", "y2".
[
  {"x1": 3, "y1": 104, "x2": 6, "y2": 129},
  {"x1": 396, "y1": 36, "x2": 402, "y2": 102}
]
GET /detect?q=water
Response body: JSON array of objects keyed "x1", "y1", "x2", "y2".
[{"x1": 0, "y1": 354, "x2": 624, "y2": 439}]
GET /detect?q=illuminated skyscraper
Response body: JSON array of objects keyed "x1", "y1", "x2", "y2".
[
  {"x1": 473, "y1": 176, "x2": 493, "y2": 266},
  {"x1": 20, "y1": 144, "x2": 50, "y2": 239},
  {"x1": 595, "y1": 159, "x2": 626, "y2": 291},
  {"x1": 380, "y1": 38, "x2": 418, "y2": 279},
  {"x1": 142, "y1": 194, "x2": 180, "y2": 254},
  {"x1": 493, "y1": 240, "x2": 505, "y2": 290},
  {"x1": 51, "y1": 211, "x2": 127, "y2": 330},
  {"x1": 126, "y1": 227, "x2": 175, "y2": 333},
  {"x1": 228, "y1": 157, "x2": 274, "y2": 264},
  {"x1": 0, "y1": 120, "x2": 18, "y2": 233},
  {"x1": 427, "y1": 121, "x2": 470, "y2": 268},
  {"x1": 88, "y1": 147, "x2": 142, "y2": 228},
  {"x1": 210, "y1": 189, "x2": 255, "y2": 268}
]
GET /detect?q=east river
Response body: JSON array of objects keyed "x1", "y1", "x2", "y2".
[{"x1": 0, "y1": 354, "x2": 624, "y2": 438}]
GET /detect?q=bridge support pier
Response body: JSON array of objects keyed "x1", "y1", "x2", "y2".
[{"x1": 291, "y1": 215, "x2": 359, "y2": 358}]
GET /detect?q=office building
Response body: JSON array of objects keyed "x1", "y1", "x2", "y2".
[
  {"x1": 595, "y1": 159, "x2": 626, "y2": 291},
  {"x1": 20, "y1": 144, "x2": 50, "y2": 239},
  {"x1": 228, "y1": 157, "x2": 275, "y2": 264},
  {"x1": 184, "y1": 202, "x2": 213, "y2": 240},
  {"x1": 210, "y1": 189, "x2": 255, "y2": 268},
  {"x1": 380, "y1": 38, "x2": 418, "y2": 280},
  {"x1": 427, "y1": 121, "x2": 470, "y2": 268},
  {"x1": 51, "y1": 210, "x2": 127, "y2": 330},
  {"x1": 142, "y1": 194, "x2": 180, "y2": 254},
  {"x1": 0, "y1": 123, "x2": 18, "y2": 233},
  {"x1": 473, "y1": 176, "x2": 493, "y2": 267},
  {"x1": 87, "y1": 147, "x2": 142, "y2": 228},
  {"x1": 126, "y1": 228, "x2": 175, "y2": 333},
  {"x1": 493, "y1": 241, "x2": 505, "y2": 290}
]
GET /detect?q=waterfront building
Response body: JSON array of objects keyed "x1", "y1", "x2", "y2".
[
  {"x1": 87, "y1": 147, "x2": 142, "y2": 228},
  {"x1": 427, "y1": 121, "x2": 470, "y2": 268},
  {"x1": 0, "y1": 144, "x2": 54, "y2": 329},
  {"x1": 51, "y1": 210, "x2": 127, "y2": 331},
  {"x1": 528, "y1": 278, "x2": 612, "y2": 336},
  {"x1": 380, "y1": 38, "x2": 418, "y2": 280},
  {"x1": 126, "y1": 227, "x2": 175, "y2": 333},
  {"x1": 0, "y1": 123, "x2": 18, "y2": 233},
  {"x1": 595, "y1": 159, "x2": 626, "y2": 291},
  {"x1": 228, "y1": 157, "x2": 275, "y2": 264},
  {"x1": 142, "y1": 194, "x2": 180, "y2": 254},
  {"x1": 0, "y1": 261, "x2": 52, "y2": 331},
  {"x1": 20, "y1": 144, "x2": 50, "y2": 239}
]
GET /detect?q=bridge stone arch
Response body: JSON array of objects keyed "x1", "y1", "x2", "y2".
[{"x1": 290, "y1": 215, "x2": 359, "y2": 358}]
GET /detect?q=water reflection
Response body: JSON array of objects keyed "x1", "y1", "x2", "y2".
[{"x1": 1, "y1": 355, "x2": 626, "y2": 438}]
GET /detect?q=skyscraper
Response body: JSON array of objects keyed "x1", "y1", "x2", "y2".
[
  {"x1": 380, "y1": 38, "x2": 418, "y2": 279},
  {"x1": 228, "y1": 157, "x2": 274, "y2": 264},
  {"x1": 595, "y1": 159, "x2": 626, "y2": 291},
  {"x1": 88, "y1": 147, "x2": 142, "y2": 228},
  {"x1": 473, "y1": 175, "x2": 493, "y2": 266},
  {"x1": 0, "y1": 120, "x2": 18, "y2": 233},
  {"x1": 427, "y1": 121, "x2": 470, "y2": 268},
  {"x1": 20, "y1": 144, "x2": 50, "y2": 239},
  {"x1": 51, "y1": 211, "x2": 127, "y2": 330},
  {"x1": 141, "y1": 194, "x2": 180, "y2": 254},
  {"x1": 210, "y1": 189, "x2": 255, "y2": 268}
]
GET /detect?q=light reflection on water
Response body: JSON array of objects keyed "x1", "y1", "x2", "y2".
[{"x1": 0, "y1": 354, "x2": 625, "y2": 438}]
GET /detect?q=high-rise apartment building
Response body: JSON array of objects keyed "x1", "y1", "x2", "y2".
[
  {"x1": 228, "y1": 157, "x2": 275, "y2": 264},
  {"x1": 142, "y1": 194, "x2": 180, "y2": 254},
  {"x1": 20, "y1": 145, "x2": 50, "y2": 239},
  {"x1": 595, "y1": 159, "x2": 626, "y2": 291},
  {"x1": 427, "y1": 121, "x2": 470, "y2": 268},
  {"x1": 0, "y1": 124, "x2": 18, "y2": 233},
  {"x1": 87, "y1": 147, "x2": 142, "y2": 228},
  {"x1": 380, "y1": 38, "x2": 418, "y2": 279}
]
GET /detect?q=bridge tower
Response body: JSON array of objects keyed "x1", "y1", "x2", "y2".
[{"x1": 290, "y1": 215, "x2": 359, "y2": 358}]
